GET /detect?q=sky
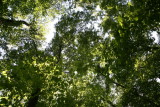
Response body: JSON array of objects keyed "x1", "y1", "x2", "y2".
[
  {"x1": 41, "y1": 17, "x2": 59, "y2": 49},
  {"x1": 43, "y1": 4, "x2": 159, "y2": 47},
  {"x1": 0, "y1": 5, "x2": 159, "y2": 58},
  {"x1": 151, "y1": 31, "x2": 159, "y2": 43}
]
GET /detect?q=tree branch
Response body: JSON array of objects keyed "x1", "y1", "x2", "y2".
[
  {"x1": 0, "y1": 17, "x2": 30, "y2": 26},
  {"x1": 107, "y1": 100, "x2": 116, "y2": 107}
]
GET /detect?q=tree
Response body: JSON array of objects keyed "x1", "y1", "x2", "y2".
[{"x1": 0, "y1": 0, "x2": 160, "y2": 106}]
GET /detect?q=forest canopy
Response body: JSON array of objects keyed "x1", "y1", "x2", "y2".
[{"x1": 0, "y1": 0, "x2": 160, "y2": 106}]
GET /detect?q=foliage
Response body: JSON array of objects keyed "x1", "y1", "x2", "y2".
[{"x1": 0, "y1": 0, "x2": 160, "y2": 106}]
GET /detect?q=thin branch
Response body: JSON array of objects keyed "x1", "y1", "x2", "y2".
[{"x1": 111, "y1": 81, "x2": 125, "y2": 88}]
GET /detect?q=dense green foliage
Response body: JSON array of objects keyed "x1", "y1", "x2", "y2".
[{"x1": 0, "y1": 0, "x2": 160, "y2": 106}]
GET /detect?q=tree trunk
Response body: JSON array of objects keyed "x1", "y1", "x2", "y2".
[{"x1": 27, "y1": 88, "x2": 41, "y2": 107}]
